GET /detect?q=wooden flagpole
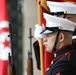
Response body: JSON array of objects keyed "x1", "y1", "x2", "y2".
[{"x1": 37, "y1": 0, "x2": 44, "y2": 75}]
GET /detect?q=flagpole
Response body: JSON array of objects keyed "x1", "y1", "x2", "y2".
[{"x1": 37, "y1": 0, "x2": 44, "y2": 75}]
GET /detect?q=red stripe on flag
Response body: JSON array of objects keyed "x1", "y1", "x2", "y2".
[
  {"x1": 0, "y1": 28, "x2": 9, "y2": 34},
  {"x1": 0, "y1": 60, "x2": 8, "y2": 75},
  {"x1": 0, "y1": 0, "x2": 9, "y2": 21},
  {"x1": 43, "y1": 46, "x2": 52, "y2": 74}
]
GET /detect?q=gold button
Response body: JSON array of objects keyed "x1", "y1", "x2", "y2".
[
  {"x1": 51, "y1": 61, "x2": 53, "y2": 64},
  {"x1": 47, "y1": 68, "x2": 49, "y2": 71},
  {"x1": 54, "y1": 53, "x2": 56, "y2": 58},
  {"x1": 65, "y1": 53, "x2": 67, "y2": 55},
  {"x1": 64, "y1": 11, "x2": 67, "y2": 14}
]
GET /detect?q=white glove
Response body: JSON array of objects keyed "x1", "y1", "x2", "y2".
[{"x1": 34, "y1": 24, "x2": 45, "y2": 41}]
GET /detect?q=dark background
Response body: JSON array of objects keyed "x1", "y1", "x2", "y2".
[{"x1": 7, "y1": 0, "x2": 23, "y2": 75}]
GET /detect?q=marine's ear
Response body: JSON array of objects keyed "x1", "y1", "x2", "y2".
[{"x1": 59, "y1": 32, "x2": 65, "y2": 43}]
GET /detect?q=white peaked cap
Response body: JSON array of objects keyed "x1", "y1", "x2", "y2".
[
  {"x1": 41, "y1": 13, "x2": 76, "y2": 34},
  {"x1": 47, "y1": 1, "x2": 76, "y2": 14}
]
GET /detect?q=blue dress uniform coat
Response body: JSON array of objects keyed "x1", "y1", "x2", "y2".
[
  {"x1": 72, "y1": 29, "x2": 76, "y2": 52},
  {"x1": 46, "y1": 45, "x2": 76, "y2": 75}
]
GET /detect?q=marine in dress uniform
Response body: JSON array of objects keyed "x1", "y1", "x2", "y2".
[
  {"x1": 40, "y1": 13, "x2": 76, "y2": 75},
  {"x1": 47, "y1": 1, "x2": 76, "y2": 19},
  {"x1": 47, "y1": 1, "x2": 76, "y2": 53},
  {"x1": 33, "y1": 1, "x2": 76, "y2": 73}
]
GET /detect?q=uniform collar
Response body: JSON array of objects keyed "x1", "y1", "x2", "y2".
[{"x1": 52, "y1": 44, "x2": 73, "y2": 59}]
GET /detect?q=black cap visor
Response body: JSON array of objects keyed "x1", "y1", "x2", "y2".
[{"x1": 40, "y1": 27, "x2": 59, "y2": 34}]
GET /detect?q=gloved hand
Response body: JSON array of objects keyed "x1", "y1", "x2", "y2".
[{"x1": 34, "y1": 24, "x2": 45, "y2": 42}]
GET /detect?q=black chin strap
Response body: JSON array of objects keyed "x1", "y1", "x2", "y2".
[{"x1": 53, "y1": 30, "x2": 61, "y2": 52}]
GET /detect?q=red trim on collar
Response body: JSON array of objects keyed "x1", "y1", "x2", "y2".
[
  {"x1": 34, "y1": 41, "x2": 39, "y2": 46},
  {"x1": 55, "y1": 72, "x2": 60, "y2": 75},
  {"x1": 53, "y1": 50, "x2": 74, "y2": 61},
  {"x1": 67, "y1": 52, "x2": 70, "y2": 61},
  {"x1": 73, "y1": 39, "x2": 76, "y2": 42},
  {"x1": 51, "y1": 44, "x2": 72, "y2": 54}
]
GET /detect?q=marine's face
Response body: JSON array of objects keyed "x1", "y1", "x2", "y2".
[
  {"x1": 58, "y1": 14, "x2": 76, "y2": 23},
  {"x1": 66, "y1": 14, "x2": 76, "y2": 23},
  {"x1": 43, "y1": 32, "x2": 57, "y2": 53}
]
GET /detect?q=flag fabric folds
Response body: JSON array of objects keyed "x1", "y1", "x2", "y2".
[
  {"x1": 61, "y1": 0, "x2": 76, "y2": 2},
  {"x1": 35, "y1": 0, "x2": 52, "y2": 74},
  {"x1": 0, "y1": 0, "x2": 11, "y2": 75}
]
